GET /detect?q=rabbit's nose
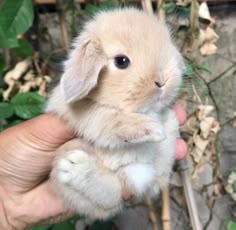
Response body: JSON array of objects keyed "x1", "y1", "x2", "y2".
[{"x1": 155, "y1": 81, "x2": 164, "y2": 88}]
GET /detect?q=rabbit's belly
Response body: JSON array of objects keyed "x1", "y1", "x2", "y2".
[{"x1": 119, "y1": 163, "x2": 156, "y2": 194}]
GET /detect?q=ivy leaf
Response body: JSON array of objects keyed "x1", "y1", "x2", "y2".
[
  {"x1": 0, "y1": 54, "x2": 4, "y2": 73},
  {"x1": 195, "y1": 64, "x2": 212, "y2": 74},
  {"x1": 27, "y1": 225, "x2": 51, "y2": 230},
  {"x1": 11, "y1": 92, "x2": 45, "y2": 119},
  {"x1": 14, "y1": 39, "x2": 33, "y2": 58},
  {"x1": 53, "y1": 220, "x2": 75, "y2": 230},
  {"x1": 90, "y1": 220, "x2": 114, "y2": 230},
  {"x1": 85, "y1": 4, "x2": 98, "y2": 16},
  {"x1": 85, "y1": 1, "x2": 118, "y2": 16},
  {"x1": 0, "y1": 0, "x2": 33, "y2": 41},
  {"x1": 3, "y1": 120, "x2": 24, "y2": 129},
  {"x1": 0, "y1": 102, "x2": 14, "y2": 120},
  {"x1": 163, "y1": 2, "x2": 176, "y2": 13},
  {"x1": 178, "y1": 6, "x2": 190, "y2": 18},
  {"x1": 184, "y1": 63, "x2": 194, "y2": 77},
  {"x1": 228, "y1": 221, "x2": 236, "y2": 230},
  {"x1": 0, "y1": 37, "x2": 19, "y2": 48},
  {"x1": 99, "y1": 1, "x2": 118, "y2": 10}
]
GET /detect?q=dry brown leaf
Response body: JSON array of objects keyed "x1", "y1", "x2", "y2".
[
  {"x1": 211, "y1": 121, "x2": 221, "y2": 134},
  {"x1": 199, "y1": 2, "x2": 211, "y2": 22},
  {"x1": 210, "y1": 16, "x2": 217, "y2": 27},
  {"x1": 198, "y1": 29, "x2": 206, "y2": 46},
  {"x1": 204, "y1": 27, "x2": 219, "y2": 43},
  {"x1": 23, "y1": 70, "x2": 35, "y2": 81},
  {"x1": 232, "y1": 120, "x2": 236, "y2": 127},
  {"x1": 182, "y1": 116, "x2": 198, "y2": 134},
  {"x1": 178, "y1": 17, "x2": 190, "y2": 27},
  {"x1": 3, "y1": 82, "x2": 19, "y2": 101},
  {"x1": 200, "y1": 43, "x2": 218, "y2": 56},
  {"x1": 197, "y1": 105, "x2": 214, "y2": 121},
  {"x1": 200, "y1": 117, "x2": 215, "y2": 139},
  {"x1": 19, "y1": 81, "x2": 37, "y2": 93},
  {"x1": 176, "y1": 0, "x2": 191, "y2": 7},
  {"x1": 199, "y1": 27, "x2": 219, "y2": 45},
  {"x1": 191, "y1": 134, "x2": 209, "y2": 163},
  {"x1": 4, "y1": 59, "x2": 31, "y2": 82}
]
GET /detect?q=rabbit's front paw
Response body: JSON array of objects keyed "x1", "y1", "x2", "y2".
[
  {"x1": 54, "y1": 149, "x2": 91, "y2": 184},
  {"x1": 117, "y1": 115, "x2": 166, "y2": 143},
  {"x1": 51, "y1": 150, "x2": 122, "y2": 219}
]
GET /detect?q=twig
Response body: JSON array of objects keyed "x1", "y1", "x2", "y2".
[
  {"x1": 146, "y1": 197, "x2": 159, "y2": 230},
  {"x1": 220, "y1": 116, "x2": 236, "y2": 127},
  {"x1": 203, "y1": 199, "x2": 216, "y2": 230},
  {"x1": 193, "y1": 70, "x2": 220, "y2": 120},
  {"x1": 141, "y1": 0, "x2": 153, "y2": 14},
  {"x1": 157, "y1": 0, "x2": 165, "y2": 21},
  {"x1": 192, "y1": 83, "x2": 202, "y2": 104},
  {"x1": 207, "y1": 64, "x2": 235, "y2": 86},
  {"x1": 162, "y1": 186, "x2": 171, "y2": 230},
  {"x1": 3, "y1": 49, "x2": 11, "y2": 69},
  {"x1": 177, "y1": 158, "x2": 202, "y2": 230},
  {"x1": 56, "y1": 0, "x2": 69, "y2": 52}
]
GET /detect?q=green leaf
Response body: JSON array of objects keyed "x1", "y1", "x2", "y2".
[
  {"x1": 0, "y1": 37, "x2": 19, "y2": 48},
  {"x1": 14, "y1": 39, "x2": 33, "y2": 58},
  {"x1": 178, "y1": 6, "x2": 190, "y2": 18},
  {"x1": 90, "y1": 220, "x2": 114, "y2": 230},
  {"x1": 227, "y1": 221, "x2": 236, "y2": 230},
  {"x1": 0, "y1": 0, "x2": 34, "y2": 39},
  {"x1": 163, "y1": 2, "x2": 176, "y2": 14},
  {"x1": 0, "y1": 102, "x2": 14, "y2": 120},
  {"x1": 84, "y1": 4, "x2": 98, "y2": 17},
  {"x1": 99, "y1": 1, "x2": 118, "y2": 10},
  {"x1": 0, "y1": 54, "x2": 4, "y2": 72},
  {"x1": 3, "y1": 119, "x2": 24, "y2": 129},
  {"x1": 11, "y1": 92, "x2": 45, "y2": 119},
  {"x1": 184, "y1": 63, "x2": 194, "y2": 77},
  {"x1": 27, "y1": 225, "x2": 51, "y2": 230},
  {"x1": 195, "y1": 64, "x2": 212, "y2": 74},
  {"x1": 53, "y1": 220, "x2": 75, "y2": 230},
  {"x1": 85, "y1": 1, "x2": 118, "y2": 16}
]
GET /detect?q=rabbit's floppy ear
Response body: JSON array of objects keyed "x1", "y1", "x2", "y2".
[{"x1": 60, "y1": 34, "x2": 107, "y2": 104}]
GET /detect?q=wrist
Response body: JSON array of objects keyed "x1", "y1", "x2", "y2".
[{"x1": 0, "y1": 184, "x2": 27, "y2": 230}]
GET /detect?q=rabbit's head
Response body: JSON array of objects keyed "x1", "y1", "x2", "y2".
[{"x1": 61, "y1": 8, "x2": 184, "y2": 113}]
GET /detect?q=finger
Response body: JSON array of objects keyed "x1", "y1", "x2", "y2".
[
  {"x1": 122, "y1": 189, "x2": 132, "y2": 201},
  {"x1": 176, "y1": 138, "x2": 188, "y2": 160},
  {"x1": 172, "y1": 105, "x2": 187, "y2": 125},
  {"x1": 20, "y1": 113, "x2": 76, "y2": 149},
  {"x1": 22, "y1": 180, "x2": 74, "y2": 226}
]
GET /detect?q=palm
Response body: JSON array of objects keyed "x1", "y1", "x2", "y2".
[{"x1": 0, "y1": 114, "x2": 74, "y2": 227}]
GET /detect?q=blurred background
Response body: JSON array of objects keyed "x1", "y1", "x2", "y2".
[{"x1": 0, "y1": 0, "x2": 235, "y2": 229}]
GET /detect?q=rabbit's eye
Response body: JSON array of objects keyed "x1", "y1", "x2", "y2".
[{"x1": 114, "y1": 55, "x2": 130, "y2": 69}]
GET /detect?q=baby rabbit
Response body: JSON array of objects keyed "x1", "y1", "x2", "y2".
[{"x1": 46, "y1": 8, "x2": 185, "y2": 220}]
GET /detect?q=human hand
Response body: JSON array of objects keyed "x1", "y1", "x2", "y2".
[
  {"x1": 172, "y1": 104, "x2": 188, "y2": 160},
  {"x1": 0, "y1": 114, "x2": 75, "y2": 230},
  {"x1": 0, "y1": 106, "x2": 187, "y2": 229}
]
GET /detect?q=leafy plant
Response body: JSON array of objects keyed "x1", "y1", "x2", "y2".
[
  {"x1": 0, "y1": 92, "x2": 45, "y2": 131},
  {"x1": 228, "y1": 221, "x2": 236, "y2": 230},
  {"x1": 0, "y1": 0, "x2": 34, "y2": 57},
  {"x1": 85, "y1": 1, "x2": 119, "y2": 17}
]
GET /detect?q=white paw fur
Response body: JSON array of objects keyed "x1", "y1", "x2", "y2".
[{"x1": 51, "y1": 150, "x2": 122, "y2": 219}]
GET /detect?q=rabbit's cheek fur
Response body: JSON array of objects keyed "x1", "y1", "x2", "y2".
[{"x1": 47, "y1": 8, "x2": 184, "y2": 220}]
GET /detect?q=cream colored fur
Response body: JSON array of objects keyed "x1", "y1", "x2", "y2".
[{"x1": 46, "y1": 8, "x2": 184, "y2": 220}]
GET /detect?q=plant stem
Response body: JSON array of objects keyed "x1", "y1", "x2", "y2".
[
  {"x1": 147, "y1": 197, "x2": 159, "y2": 230},
  {"x1": 177, "y1": 158, "x2": 202, "y2": 230},
  {"x1": 56, "y1": 0, "x2": 69, "y2": 52},
  {"x1": 162, "y1": 186, "x2": 171, "y2": 230}
]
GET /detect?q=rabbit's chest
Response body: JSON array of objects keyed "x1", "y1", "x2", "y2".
[{"x1": 101, "y1": 143, "x2": 160, "y2": 193}]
